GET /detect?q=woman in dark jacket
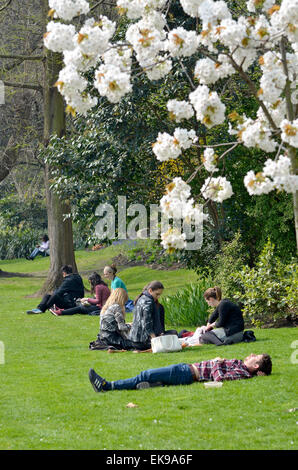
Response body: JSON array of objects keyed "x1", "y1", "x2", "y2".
[
  {"x1": 129, "y1": 281, "x2": 165, "y2": 347},
  {"x1": 200, "y1": 286, "x2": 244, "y2": 346},
  {"x1": 129, "y1": 281, "x2": 177, "y2": 348}
]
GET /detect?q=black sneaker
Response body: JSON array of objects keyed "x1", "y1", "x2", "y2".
[
  {"x1": 88, "y1": 368, "x2": 107, "y2": 393},
  {"x1": 136, "y1": 381, "x2": 163, "y2": 390}
]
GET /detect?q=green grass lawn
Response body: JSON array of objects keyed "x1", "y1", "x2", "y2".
[{"x1": 0, "y1": 250, "x2": 297, "y2": 450}]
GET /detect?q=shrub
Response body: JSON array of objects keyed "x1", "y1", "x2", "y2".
[
  {"x1": 0, "y1": 227, "x2": 43, "y2": 260},
  {"x1": 233, "y1": 240, "x2": 297, "y2": 327},
  {"x1": 210, "y1": 231, "x2": 249, "y2": 300},
  {"x1": 163, "y1": 278, "x2": 212, "y2": 327}
]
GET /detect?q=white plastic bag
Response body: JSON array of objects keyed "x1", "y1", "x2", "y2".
[{"x1": 151, "y1": 335, "x2": 182, "y2": 353}]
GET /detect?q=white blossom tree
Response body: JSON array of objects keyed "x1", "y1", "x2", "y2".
[{"x1": 43, "y1": 0, "x2": 298, "y2": 250}]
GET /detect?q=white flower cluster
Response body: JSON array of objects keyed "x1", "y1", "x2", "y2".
[
  {"x1": 180, "y1": 0, "x2": 205, "y2": 17},
  {"x1": 160, "y1": 177, "x2": 206, "y2": 223},
  {"x1": 116, "y1": 0, "x2": 167, "y2": 20},
  {"x1": 144, "y1": 56, "x2": 172, "y2": 80},
  {"x1": 257, "y1": 99, "x2": 286, "y2": 128},
  {"x1": 246, "y1": 0, "x2": 275, "y2": 13},
  {"x1": 160, "y1": 177, "x2": 192, "y2": 218},
  {"x1": 270, "y1": 0, "x2": 298, "y2": 43},
  {"x1": 244, "y1": 155, "x2": 298, "y2": 195},
  {"x1": 258, "y1": 52, "x2": 287, "y2": 104},
  {"x1": 280, "y1": 119, "x2": 298, "y2": 148},
  {"x1": 102, "y1": 46, "x2": 132, "y2": 74},
  {"x1": 194, "y1": 55, "x2": 234, "y2": 85},
  {"x1": 166, "y1": 27, "x2": 199, "y2": 57},
  {"x1": 200, "y1": 176, "x2": 234, "y2": 202},
  {"x1": 49, "y1": 0, "x2": 90, "y2": 21},
  {"x1": 199, "y1": 0, "x2": 231, "y2": 26},
  {"x1": 202, "y1": 148, "x2": 219, "y2": 172},
  {"x1": 152, "y1": 128, "x2": 196, "y2": 161},
  {"x1": 44, "y1": 22, "x2": 76, "y2": 52},
  {"x1": 44, "y1": 11, "x2": 119, "y2": 114},
  {"x1": 63, "y1": 48, "x2": 99, "y2": 72},
  {"x1": 229, "y1": 116, "x2": 277, "y2": 152},
  {"x1": 126, "y1": 14, "x2": 166, "y2": 67},
  {"x1": 55, "y1": 65, "x2": 97, "y2": 115},
  {"x1": 77, "y1": 17, "x2": 116, "y2": 56},
  {"x1": 167, "y1": 100, "x2": 194, "y2": 122},
  {"x1": 189, "y1": 85, "x2": 226, "y2": 128},
  {"x1": 161, "y1": 227, "x2": 187, "y2": 251},
  {"x1": 94, "y1": 64, "x2": 132, "y2": 103}
]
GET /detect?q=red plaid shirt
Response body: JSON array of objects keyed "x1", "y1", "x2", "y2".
[{"x1": 192, "y1": 359, "x2": 252, "y2": 382}]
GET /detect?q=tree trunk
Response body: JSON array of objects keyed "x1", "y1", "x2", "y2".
[
  {"x1": 206, "y1": 200, "x2": 224, "y2": 247},
  {"x1": 39, "y1": 0, "x2": 77, "y2": 293},
  {"x1": 288, "y1": 146, "x2": 298, "y2": 252},
  {"x1": 0, "y1": 136, "x2": 18, "y2": 183}
]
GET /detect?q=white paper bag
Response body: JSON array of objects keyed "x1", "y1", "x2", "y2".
[{"x1": 151, "y1": 335, "x2": 182, "y2": 353}]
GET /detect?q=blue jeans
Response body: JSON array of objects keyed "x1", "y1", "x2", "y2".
[
  {"x1": 109, "y1": 363, "x2": 193, "y2": 390},
  {"x1": 30, "y1": 248, "x2": 47, "y2": 259}
]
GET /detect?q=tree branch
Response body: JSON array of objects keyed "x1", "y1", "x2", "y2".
[
  {"x1": 0, "y1": 0, "x2": 13, "y2": 13},
  {"x1": 2, "y1": 81, "x2": 43, "y2": 92},
  {"x1": 0, "y1": 54, "x2": 43, "y2": 61},
  {"x1": 227, "y1": 52, "x2": 279, "y2": 132},
  {"x1": 280, "y1": 36, "x2": 295, "y2": 121}
]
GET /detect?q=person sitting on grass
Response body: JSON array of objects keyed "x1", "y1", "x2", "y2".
[
  {"x1": 26, "y1": 234, "x2": 50, "y2": 260},
  {"x1": 26, "y1": 265, "x2": 84, "y2": 314},
  {"x1": 138, "y1": 282, "x2": 178, "y2": 339},
  {"x1": 89, "y1": 288, "x2": 151, "y2": 351},
  {"x1": 197, "y1": 286, "x2": 245, "y2": 346},
  {"x1": 50, "y1": 272, "x2": 110, "y2": 316},
  {"x1": 88, "y1": 353, "x2": 272, "y2": 392},
  {"x1": 129, "y1": 280, "x2": 165, "y2": 352},
  {"x1": 103, "y1": 264, "x2": 134, "y2": 312}
]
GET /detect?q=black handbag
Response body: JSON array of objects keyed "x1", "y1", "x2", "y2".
[{"x1": 243, "y1": 330, "x2": 256, "y2": 342}]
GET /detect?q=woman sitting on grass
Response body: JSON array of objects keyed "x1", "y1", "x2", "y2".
[
  {"x1": 129, "y1": 280, "x2": 177, "y2": 352},
  {"x1": 198, "y1": 286, "x2": 245, "y2": 346},
  {"x1": 89, "y1": 288, "x2": 150, "y2": 351},
  {"x1": 135, "y1": 282, "x2": 178, "y2": 340},
  {"x1": 103, "y1": 264, "x2": 134, "y2": 312},
  {"x1": 27, "y1": 234, "x2": 50, "y2": 260},
  {"x1": 50, "y1": 272, "x2": 110, "y2": 316}
]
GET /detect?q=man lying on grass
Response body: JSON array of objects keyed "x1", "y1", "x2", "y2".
[{"x1": 88, "y1": 353, "x2": 272, "y2": 392}]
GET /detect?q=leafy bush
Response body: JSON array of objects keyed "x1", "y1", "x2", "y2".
[
  {"x1": 0, "y1": 227, "x2": 43, "y2": 260},
  {"x1": 233, "y1": 240, "x2": 297, "y2": 327},
  {"x1": 210, "y1": 231, "x2": 249, "y2": 300},
  {"x1": 163, "y1": 278, "x2": 212, "y2": 327},
  {"x1": 0, "y1": 194, "x2": 47, "y2": 231}
]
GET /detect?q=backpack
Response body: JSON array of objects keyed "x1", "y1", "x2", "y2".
[{"x1": 243, "y1": 330, "x2": 256, "y2": 343}]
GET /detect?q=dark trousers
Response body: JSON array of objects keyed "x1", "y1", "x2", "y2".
[
  {"x1": 61, "y1": 305, "x2": 100, "y2": 315},
  {"x1": 200, "y1": 331, "x2": 224, "y2": 346},
  {"x1": 108, "y1": 363, "x2": 194, "y2": 390},
  {"x1": 37, "y1": 293, "x2": 75, "y2": 313}
]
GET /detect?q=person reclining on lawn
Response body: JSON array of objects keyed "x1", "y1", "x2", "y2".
[{"x1": 88, "y1": 353, "x2": 272, "y2": 392}]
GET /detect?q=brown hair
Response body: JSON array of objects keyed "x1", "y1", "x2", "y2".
[
  {"x1": 203, "y1": 286, "x2": 222, "y2": 301},
  {"x1": 100, "y1": 287, "x2": 128, "y2": 316},
  {"x1": 256, "y1": 354, "x2": 272, "y2": 376},
  {"x1": 88, "y1": 272, "x2": 107, "y2": 295},
  {"x1": 104, "y1": 264, "x2": 117, "y2": 276},
  {"x1": 134, "y1": 280, "x2": 164, "y2": 304}
]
